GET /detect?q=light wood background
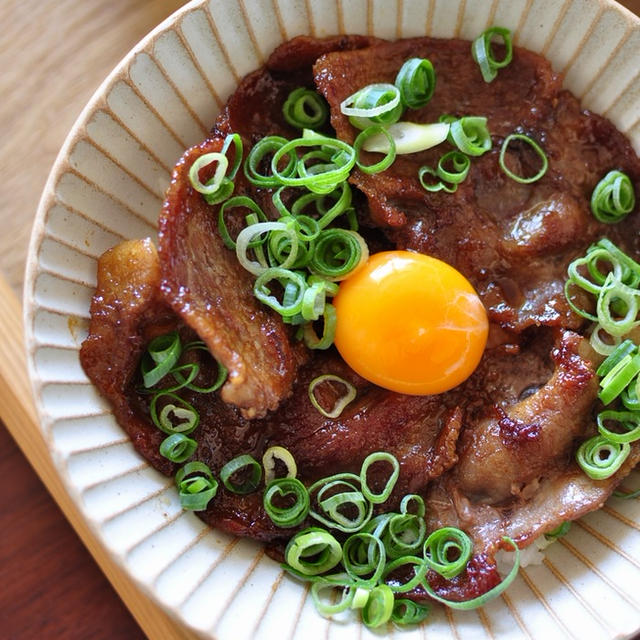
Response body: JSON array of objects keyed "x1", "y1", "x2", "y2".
[{"x1": 1, "y1": 1, "x2": 639, "y2": 639}]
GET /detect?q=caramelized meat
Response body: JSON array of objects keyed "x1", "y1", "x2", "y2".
[{"x1": 79, "y1": 239, "x2": 177, "y2": 474}]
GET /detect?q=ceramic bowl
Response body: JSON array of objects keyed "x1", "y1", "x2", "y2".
[{"x1": 24, "y1": 0, "x2": 640, "y2": 638}]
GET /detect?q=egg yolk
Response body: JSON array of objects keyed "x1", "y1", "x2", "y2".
[{"x1": 333, "y1": 251, "x2": 488, "y2": 395}]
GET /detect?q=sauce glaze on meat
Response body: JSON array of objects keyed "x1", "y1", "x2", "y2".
[{"x1": 80, "y1": 35, "x2": 640, "y2": 600}]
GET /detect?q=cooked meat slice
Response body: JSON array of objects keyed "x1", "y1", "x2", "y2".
[
  {"x1": 427, "y1": 445, "x2": 640, "y2": 555},
  {"x1": 158, "y1": 136, "x2": 304, "y2": 419},
  {"x1": 455, "y1": 331, "x2": 598, "y2": 503},
  {"x1": 80, "y1": 239, "x2": 177, "y2": 474}
]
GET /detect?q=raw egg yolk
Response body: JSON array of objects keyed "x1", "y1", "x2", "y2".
[{"x1": 333, "y1": 250, "x2": 488, "y2": 395}]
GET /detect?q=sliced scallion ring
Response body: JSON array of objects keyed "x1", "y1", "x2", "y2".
[
  {"x1": 395, "y1": 58, "x2": 436, "y2": 109},
  {"x1": 499, "y1": 133, "x2": 548, "y2": 184},
  {"x1": 360, "y1": 452, "x2": 400, "y2": 504},
  {"x1": 220, "y1": 454, "x2": 262, "y2": 494},
  {"x1": 262, "y1": 446, "x2": 297, "y2": 484},
  {"x1": 264, "y1": 477, "x2": 310, "y2": 527},
  {"x1": 175, "y1": 461, "x2": 218, "y2": 511},
  {"x1": 423, "y1": 527, "x2": 473, "y2": 579},
  {"x1": 284, "y1": 527, "x2": 343, "y2": 575},
  {"x1": 159, "y1": 433, "x2": 198, "y2": 463},
  {"x1": 576, "y1": 435, "x2": 630, "y2": 480},
  {"x1": 340, "y1": 83, "x2": 402, "y2": 120},
  {"x1": 591, "y1": 170, "x2": 635, "y2": 224},
  {"x1": 189, "y1": 152, "x2": 229, "y2": 195},
  {"x1": 361, "y1": 584, "x2": 394, "y2": 627},
  {"x1": 308, "y1": 374, "x2": 357, "y2": 419},
  {"x1": 471, "y1": 26, "x2": 513, "y2": 83},
  {"x1": 283, "y1": 87, "x2": 328, "y2": 130}
]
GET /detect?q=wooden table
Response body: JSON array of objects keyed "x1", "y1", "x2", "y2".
[{"x1": 1, "y1": 1, "x2": 640, "y2": 639}]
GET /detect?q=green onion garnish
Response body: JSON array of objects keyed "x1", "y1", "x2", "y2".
[
  {"x1": 299, "y1": 302, "x2": 337, "y2": 350},
  {"x1": 354, "y1": 125, "x2": 396, "y2": 174},
  {"x1": 309, "y1": 229, "x2": 368, "y2": 280},
  {"x1": 391, "y1": 599, "x2": 431, "y2": 625},
  {"x1": 264, "y1": 477, "x2": 310, "y2": 527},
  {"x1": 471, "y1": 27, "x2": 513, "y2": 83},
  {"x1": 220, "y1": 454, "x2": 263, "y2": 494},
  {"x1": 591, "y1": 170, "x2": 636, "y2": 224},
  {"x1": 342, "y1": 532, "x2": 386, "y2": 581},
  {"x1": 150, "y1": 393, "x2": 199, "y2": 435},
  {"x1": 175, "y1": 461, "x2": 218, "y2": 511},
  {"x1": 311, "y1": 580, "x2": 357, "y2": 615},
  {"x1": 576, "y1": 435, "x2": 631, "y2": 480},
  {"x1": 422, "y1": 537, "x2": 520, "y2": 610},
  {"x1": 141, "y1": 331, "x2": 182, "y2": 388},
  {"x1": 308, "y1": 374, "x2": 357, "y2": 418},
  {"x1": 449, "y1": 116, "x2": 492, "y2": 157},
  {"x1": 499, "y1": 133, "x2": 548, "y2": 184},
  {"x1": 283, "y1": 87, "x2": 328, "y2": 130},
  {"x1": 218, "y1": 196, "x2": 267, "y2": 250},
  {"x1": 340, "y1": 83, "x2": 404, "y2": 130},
  {"x1": 262, "y1": 445, "x2": 297, "y2": 484},
  {"x1": 244, "y1": 135, "x2": 297, "y2": 188},
  {"x1": 598, "y1": 351, "x2": 640, "y2": 405},
  {"x1": 159, "y1": 433, "x2": 198, "y2": 463},
  {"x1": 423, "y1": 527, "x2": 473, "y2": 579},
  {"x1": 395, "y1": 57, "x2": 436, "y2": 109},
  {"x1": 544, "y1": 521, "x2": 571, "y2": 541},
  {"x1": 360, "y1": 452, "x2": 400, "y2": 504},
  {"x1": 361, "y1": 584, "x2": 395, "y2": 628},
  {"x1": 285, "y1": 527, "x2": 343, "y2": 575},
  {"x1": 596, "y1": 410, "x2": 640, "y2": 444},
  {"x1": 253, "y1": 267, "x2": 307, "y2": 317}
]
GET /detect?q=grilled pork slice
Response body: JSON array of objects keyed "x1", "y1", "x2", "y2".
[{"x1": 79, "y1": 238, "x2": 177, "y2": 474}]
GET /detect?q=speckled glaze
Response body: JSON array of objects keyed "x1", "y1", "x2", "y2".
[{"x1": 24, "y1": 1, "x2": 640, "y2": 638}]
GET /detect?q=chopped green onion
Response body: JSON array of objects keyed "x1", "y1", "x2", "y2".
[
  {"x1": 361, "y1": 121, "x2": 450, "y2": 155},
  {"x1": 283, "y1": 88, "x2": 328, "y2": 130},
  {"x1": 218, "y1": 196, "x2": 267, "y2": 250},
  {"x1": 342, "y1": 532, "x2": 387, "y2": 582},
  {"x1": 621, "y1": 375, "x2": 640, "y2": 411},
  {"x1": 174, "y1": 341, "x2": 228, "y2": 393},
  {"x1": 361, "y1": 584, "x2": 394, "y2": 628},
  {"x1": 596, "y1": 274, "x2": 640, "y2": 337},
  {"x1": 141, "y1": 331, "x2": 182, "y2": 388},
  {"x1": 175, "y1": 461, "x2": 218, "y2": 511},
  {"x1": 244, "y1": 135, "x2": 297, "y2": 188},
  {"x1": 360, "y1": 452, "x2": 400, "y2": 504},
  {"x1": 499, "y1": 133, "x2": 548, "y2": 184},
  {"x1": 613, "y1": 488, "x2": 640, "y2": 499},
  {"x1": 309, "y1": 473, "x2": 372, "y2": 532},
  {"x1": 423, "y1": 527, "x2": 473, "y2": 579},
  {"x1": 383, "y1": 513, "x2": 426, "y2": 559},
  {"x1": 159, "y1": 433, "x2": 198, "y2": 463},
  {"x1": 391, "y1": 599, "x2": 430, "y2": 625},
  {"x1": 264, "y1": 477, "x2": 310, "y2": 527},
  {"x1": 471, "y1": 27, "x2": 513, "y2": 83},
  {"x1": 340, "y1": 83, "x2": 403, "y2": 125},
  {"x1": 576, "y1": 435, "x2": 630, "y2": 480},
  {"x1": 309, "y1": 229, "x2": 368, "y2": 280},
  {"x1": 597, "y1": 410, "x2": 640, "y2": 444},
  {"x1": 395, "y1": 58, "x2": 436, "y2": 109},
  {"x1": 308, "y1": 374, "x2": 357, "y2": 418},
  {"x1": 351, "y1": 586, "x2": 371, "y2": 609},
  {"x1": 310, "y1": 581, "x2": 355, "y2": 615},
  {"x1": 591, "y1": 170, "x2": 635, "y2": 224},
  {"x1": 449, "y1": 116, "x2": 492, "y2": 156},
  {"x1": 596, "y1": 340, "x2": 636, "y2": 377},
  {"x1": 422, "y1": 537, "x2": 520, "y2": 610},
  {"x1": 253, "y1": 267, "x2": 307, "y2": 317},
  {"x1": 589, "y1": 323, "x2": 622, "y2": 356},
  {"x1": 284, "y1": 527, "x2": 342, "y2": 575},
  {"x1": 300, "y1": 302, "x2": 337, "y2": 350},
  {"x1": 150, "y1": 393, "x2": 199, "y2": 435},
  {"x1": 418, "y1": 165, "x2": 457, "y2": 193},
  {"x1": 220, "y1": 454, "x2": 262, "y2": 494},
  {"x1": 598, "y1": 351, "x2": 640, "y2": 405},
  {"x1": 271, "y1": 131, "x2": 356, "y2": 194},
  {"x1": 262, "y1": 445, "x2": 297, "y2": 484},
  {"x1": 188, "y1": 152, "x2": 228, "y2": 195},
  {"x1": 354, "y1": 126, "x2": 396, "y2": 174},
  {"x1": 544, "y1": 521, "x2": 571, "y2": 541},
  {"x1": 235, "y1": 221, "x2": 296, "y2": 276},
  {"x1": 381, "y1": 555, "x2": 427, "y2": 593},
  {"x1": 437, "y1": 150, "x2": 471, "y2": 184},
  {"x1": 400, "y1": 494, "x2": 425, "y2": 517}
]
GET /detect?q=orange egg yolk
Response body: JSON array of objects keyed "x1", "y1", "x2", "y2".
[{"x1": 333, "y1": 250, "x2": 488, "y2": 395}]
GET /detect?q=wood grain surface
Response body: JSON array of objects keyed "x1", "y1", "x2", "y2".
[{"x1": 1, "y1": 1, "x2": 639, "y2": 639}]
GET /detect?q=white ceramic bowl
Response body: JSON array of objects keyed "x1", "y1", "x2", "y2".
[{"x1": 25, "y1": 1, "x2": 640, "y2": 638}]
